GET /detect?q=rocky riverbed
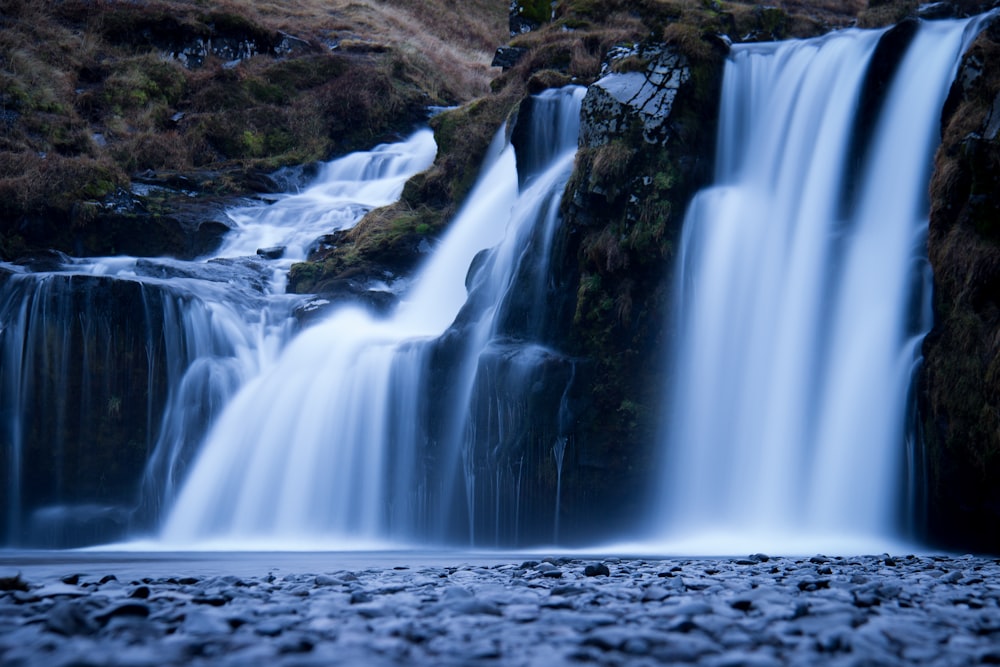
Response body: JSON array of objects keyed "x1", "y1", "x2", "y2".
[{"x1": 1, "y1": 553, "x2": 999, "y2": 666}]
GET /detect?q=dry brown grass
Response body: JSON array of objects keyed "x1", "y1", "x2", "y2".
[
  {"x1": 857, "y1": 0, "x2": 918, "y2": 28},
  {"x1": 0, "y1": 0, "x2": 506, "y2": 235}
]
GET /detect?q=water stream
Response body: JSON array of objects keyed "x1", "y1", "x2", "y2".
[
  {"x1": 0, "y1": 130, "x2": 436, "y2": 546},
  {"x1": 654, "y1": 17, "x2": 986, "y2": 554},
  {"x1": 161, "y1": 87, "x2": 585, "y2": 548}
]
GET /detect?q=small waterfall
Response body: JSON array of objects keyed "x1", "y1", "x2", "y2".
[
  {"x1": 655, "y1": 18, "x2": 985, "y2": 553},
  {"x1": 162, "y1": 87, "x2": 584, "y2": 548},
  {"x1": 217, "y1": 130, "x2": 437, "y2": 263},
  {"x1": 0, "y1": 131, "x2": 435, "y2": 547}
]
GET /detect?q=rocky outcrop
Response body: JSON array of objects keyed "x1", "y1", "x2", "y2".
[
  {"x1": 9, "y1": 186, "x2": 233, "y2": 261},
  {"x1": 546, "y1": 42, "x2": 725, "y2": 535},
  {"x1": 580, "y1": 47, "x2": 692, "y2": 146},
  {"x1": 922, "y1": 16, "x2": 1000, "y2": 553},
  {"x1": 93, "y1": 6, "x2": 314, "y2": 69},
  {"x1": 0, "y1": 272, "x2": 173, "y2": 546},
  {"x1": 286, "y1": 86, "x2": 525, "y2": 306}
]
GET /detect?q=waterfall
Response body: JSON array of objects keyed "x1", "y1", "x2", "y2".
[
  {"x1": 161, "y1": 87, "x2": 584, "y2": 548},
  {"x1": 0, "y1": 131, "x2": 436, "y2": 547},
  {"x1": 655, "y1": 18, "x2": 986, "y2": 554}
]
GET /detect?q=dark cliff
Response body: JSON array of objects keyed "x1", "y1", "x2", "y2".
[{"x1": 923, "y1": 15, "x2": 1000, "y2": 553}]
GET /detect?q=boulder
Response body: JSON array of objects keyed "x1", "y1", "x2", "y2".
[
  {"x1": 580, "y1": 47, "x2": 692, "y2": 147},
  {"x1": 493, "y1": 46, "x2": 527, "y2": 70},
  {"x1": 256, "y1": 245, "x2": 285, "y2": 260}
]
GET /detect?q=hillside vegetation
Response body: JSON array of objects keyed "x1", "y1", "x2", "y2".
[{"x1": 0, "y1": 0, "x2": 504, "y2": 256}]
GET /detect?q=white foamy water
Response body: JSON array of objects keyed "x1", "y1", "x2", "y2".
[{"x1": 655, "y1": 18, "x2": 985, "y2": 553}]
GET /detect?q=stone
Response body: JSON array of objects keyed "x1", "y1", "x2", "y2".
[
  {"x1": 918, "y1": 2, "x2": 959, "y2": 19},
  {"x1": 256, "y1": 246, "x2": 286, "y2": 260},
  {"x1": 0, "y1": 572, "x2": 29, "y2": 592},
  {"x1": 580, "y1": 46, "x2": 692, "y2": 147},
  {"x1": 643, "y1": 585, "x2": 671, "y2": 602},
  {"x1": 274, "y1": 31, "x2": 311, "y2": 57},
  {"x1": 183, "y1": 608, "x2": 232, "y2": 636},
  {"x1": 983, "y1": 91, "x2": 1000, "y2": 141},
  {"x1": 45, "y1": 600, "x2": 99, "y2": 636},
  {"x1": 492, "y1": 46, "x2": 527, "y2": 70},
  {"x1": 129, "y1": 586, "x2": 151, "y2": 599},
  {"x1": 584, "y1": 563, "x2": 610, "y2": 577},
  {"x1": 3, "y1": 556, "x2": 1000, "y2": 666}
]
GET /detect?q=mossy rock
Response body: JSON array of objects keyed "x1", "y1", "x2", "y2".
[
  {"x1": 288, "y1": 82, "x2": 524, "y2": 300},
  {"x1": 921, "y1": 20, "x2": 1000, "y2": 553}
]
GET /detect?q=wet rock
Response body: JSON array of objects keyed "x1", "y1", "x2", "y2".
[
  {"x1": 129, "y1": 586, "x2": 151, "y2": 599},
  {"x1": 580, "y1": 46, "x2": 692, "y2": 147},
  {"x1": 183, "y1": 608, "x2": 232, "y2": 636},
  {"x1": 95, "y1": 602, "x2": 151, "y2": 624},
  {"x1": 584, "y1": 562, "x2": 610, "y2": 577},
  {"x1": 642, "y1": 585, "x2": 671, "y2": 602},
  {"x1": 919, "y1": 2, "x2": 960, "y2": 18},
  {"x1": 45, "y1": 599, "x2": 99, "y2": 636},
  {"x1": 2, "y1": 556, "x2": 999, "y2": 666},
  {"x1": 256, "y1": 245, "x2": 286, "y2": 260},
  {"x1": 0, "y1": 572, "x2": 29, "y2": 592}
]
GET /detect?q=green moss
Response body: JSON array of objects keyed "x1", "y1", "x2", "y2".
[
  {"x1": 241, "y1": 130, "x2": 265, "y2": 157},
  {"x1": 245, "y1": 78, "x2": 288, "y2": 105},
  {"x1": 102, "y1": 57, "x2": 186, "y2": 112},
  {"x1": 288, "y1": 261, "x2": 323, "y2": 293},
  {"x1": 518, "y1": 0, "x2": 552, "y2": 25}
]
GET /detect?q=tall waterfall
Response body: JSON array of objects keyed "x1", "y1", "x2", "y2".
[
  {"x1": 656, "y1": 18, "x2": 985, "y2": 553},
  {"x1": 161, "y1": 87, "x2": 585, "y2": 548}
]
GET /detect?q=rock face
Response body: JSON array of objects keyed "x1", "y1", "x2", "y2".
[
  {"x1": 0, "y1": 272, "x2": 173, "y2": 546},
  {"x1": 544, "y1": 43, "x2": 725, "y2": 535},
  {"x1": 0, "y1": 257, "x2": 277, "y2": 547},
  {"x1": 11, "y1": 186, "x2": 232, "y2": 261},
  {"x1": 921, "y1": 17, "x2": 1000, "y2": 553}
]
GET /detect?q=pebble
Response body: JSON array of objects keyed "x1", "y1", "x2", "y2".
[{"x1": 1, "y1": 555, "x2": 998, "y2": 666}]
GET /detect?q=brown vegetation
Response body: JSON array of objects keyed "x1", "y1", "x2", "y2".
[{"x1": 0, "y1": 0, "x2": 505, "y2": 256}]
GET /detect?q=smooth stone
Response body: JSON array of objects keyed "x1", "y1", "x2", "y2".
[
  {"x1": 45, "y1": 600, "x2": 99, "y2": 636},
  {"x1": 449, "y1": 598, "x2": 502, "y2": 616},
  {"x1": 584, "y1": 563, "x2": 611, "y2": 577},
  {"x1": 183, "y1": 608, "x2": 232, "y2": 636},
  {"x1": 642, "y1": 585, "x2": 671, "y2": 602}
]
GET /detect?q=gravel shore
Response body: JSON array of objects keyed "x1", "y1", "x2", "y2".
[{"x1": 2, "y1": 553, "x2": 999, "y2": 666}]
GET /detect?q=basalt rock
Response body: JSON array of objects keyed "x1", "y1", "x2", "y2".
[
  {"x1": 921, "y1": 17, "x2": 1000, "y2": 553},
  {"x1": 0, "y1": 273, "x2": 174, "y2": 547},
  {"x1": 5, "y1": 185, "x2": 233, "y2": 262},
  {"x1": 545, "y1": 42, "x2": 724, "y2": 536},
  {"x1": 580, "y1": 47, "x2": 693, "y2": 147}
]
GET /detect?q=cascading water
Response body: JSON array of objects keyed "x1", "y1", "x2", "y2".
[
  {"x1": 655, "y1": 17, "x2": 987, "y2": 554},
  {"x1": 0, "y1": 130, "x2": 435, "y2": 547},
  {"x1": 161, "y1": 87, "x2": 585, "y2": 548}
]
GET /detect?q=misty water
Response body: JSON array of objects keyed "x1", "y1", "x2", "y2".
[
  {"x1": 652, "y1": 16, "x2": 987, "y2": 555},
  {"x1": 0, "y1": 15, "x2": 992, "y2": 556}
]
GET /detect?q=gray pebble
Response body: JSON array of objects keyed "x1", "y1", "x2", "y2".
[{"x1": 1, "y1": 554, "x2": 998, "y2": 666}]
